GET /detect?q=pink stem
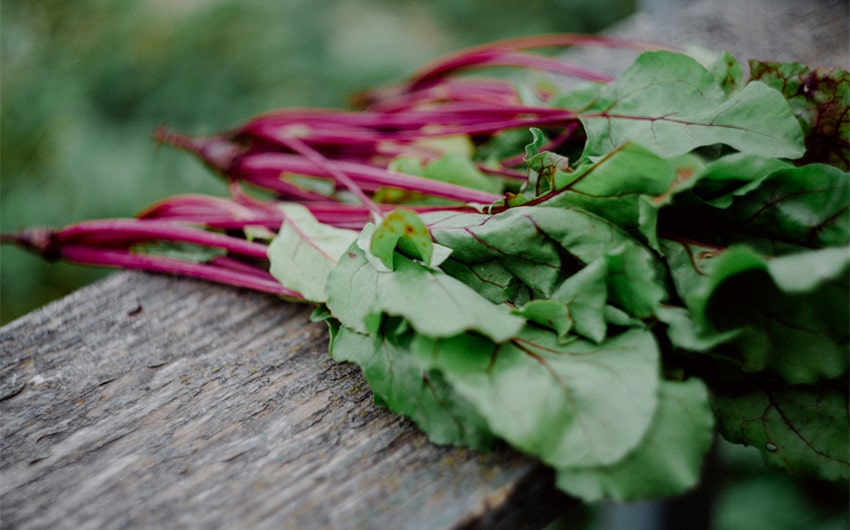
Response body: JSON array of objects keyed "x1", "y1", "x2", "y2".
[
  {"x1": 54, "y1": 219, "x2": 270, "y2": 260},
  {"x1": 60, "y1": 245, "x2": 298, "y2": 297}
]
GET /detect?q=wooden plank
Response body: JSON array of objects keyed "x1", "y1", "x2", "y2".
[{"x1": 0, "y1": 271, "x2": 570, "y2": 529}]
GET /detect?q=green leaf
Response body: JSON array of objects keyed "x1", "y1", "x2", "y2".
[
  {"x1": 325, "y1": 238, "x2": 524, "y2": 341},
  {"x1": 724, "y1": 164, "x2": 850, "y2": 249},
  {"x1": 130, "y1": 240, "x2": 226, "y2": 263},
  {"x1": 688, "y1": 153, "x2": 792, "y2": 208},
  {"x1": 438, "y1": 258, "x2": 523, "y2": 305},
  {"x1": 523, "y1": 127, "x2": 572, "y2": 197},
  {"x1": 659, "y1": 161, "x2": 849, "y2": 254},
  {"x1": 422, "y1": 152, "x2": 503, "y2": 194},
  {"x1": 425, "y1": 206, "x2": 656, "y2": 298},
  {"x1": 556, "y1": 379, "x2": 715, "y2": 502},
  {"x1": 579, "y1": 51, "x2": 805, "y2": 159},
  {"x1": 330, "y1": 325, "x2": 495, "y2": 450},
  {"x1": 712, "y1": 385, "x2": 850, "y2": 481},
  {"x1": 370, "y1": 208, "x2": 434, "y2": 269},
  {"x1": 537, "y1": 142, "x2": 703, "y2": 248},
  {"x1": 267, "y1": 203, "x2": 358, "y2": 302},
  {"x1": 411, "y1": 326, "x2": 661, "y2": 469},
  {"x1": 661, "y1": 241, "x2": 850, "y2": 383},
  {"x1": 749, "y1": 60, "x2": 850, "y2": 169},
  {"x1": 708, "y1": 51, "x2": 744, "y2": 97},
  {"x1": 518, "y1": 256, "x2": 608, "y2": 343}
]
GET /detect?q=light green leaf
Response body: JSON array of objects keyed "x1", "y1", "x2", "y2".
[
  {"x1": 707, "y1": 50, "x2": 744, "y2": 97},
  {"x1": 423, "y1": 152, "x2": 503, "y2": 194},
  {"x1": 326, "y1": 241, "x2": 524, "y2": 342},
  {"x1": 267, "y1": 203, "x2": 358, "y2": 302},
  {"x1": 370, "y1": 208, "x2": 434, "y2": 269},
  {"x1": 412, "y1": 326, "x2": 661, "y2": 469},
  {"x1": 579, "y1": 51, "x2": 805, "y2": 159},
  {"x1": 556, "y1": 379, "x2": 715, "y2": 502}
]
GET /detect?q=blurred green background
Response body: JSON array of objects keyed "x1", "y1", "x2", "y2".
[{"x1": 0, "y1": 0, "x2": 637, "y2": 324}]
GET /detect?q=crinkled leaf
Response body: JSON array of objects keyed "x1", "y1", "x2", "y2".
[
  {"x1": 326, "y1": 238, "x2": 524, "y2": 341},
  {"x1": 659, "y1": 162, "x2": 849, "y2": 254},
  {"x1": 523, "y1": 127, "x2": 572, "y2": 198},
  {"x1": 438, "y1": 258, "x2": 522, "y2": 305},
  {"x1": 688, "y1": 153, "x2": 792, "y2": 208},
  {"x1": 267, "y1": 203, "x2": 358, "y2": 302},
  {"x1": 535, "y1": 142, "x2": 703, "y2": 248},
  {"x1": 712, "y1": 385, "x2": 850, "y2": 481},
  {"x1": 556, "y1": 379, "x2": 715, "y2": 502},
  {"x1": 411, "y1": 326, "x2": 661, "y2": 469},
  {"x1": 330, "y1": 325, "x2": 495, "y2": 450},
  {"x1": 724, "y1": 164, "x2": 850, "y2": 249},
  {"x1": 750, "y1": 60, "x2": 850, "y2": 169},
  {"x1": 518, "y1": 256, "x2": 608, "y2": 343},
  {"x1": 425, "y1": 206, "x2": 657, "y2": 299},
  {"x1": 579, "y1": 51, "x2": 805, "y2": 159},
  {"x1": 661, "y1": 241, "x2": 850, "y2": 383}
]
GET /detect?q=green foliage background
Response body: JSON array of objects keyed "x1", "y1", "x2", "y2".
[{"x1": 0, "y1": 0, "x2": 635, "y2": 323}]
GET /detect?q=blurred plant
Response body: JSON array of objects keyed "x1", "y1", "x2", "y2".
[{"x1": 0, "y1": 0, "x2": 635, "y2": 323}]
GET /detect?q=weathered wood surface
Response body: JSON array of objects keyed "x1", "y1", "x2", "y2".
[
  {"x1": 1, "y1": 1, "x2": 845, "y2": 528},
  {"x1": 0, "y1": 272, "x2": 568, "y2": 529}
]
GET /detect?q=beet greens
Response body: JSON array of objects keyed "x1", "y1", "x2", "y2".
[{"x1": 4, "y1": 34, "x2": 848, "y2": 503}]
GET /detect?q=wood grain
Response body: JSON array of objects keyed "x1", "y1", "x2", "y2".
[{"x1": 0, "y1": 271, "x2": 570, "y2": 529}]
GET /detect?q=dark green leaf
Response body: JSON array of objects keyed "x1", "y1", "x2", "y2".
[
  {"x1": 535, "y1": 142, "x2": 703, "y2": 248},
  {"x1": 749, "y1": 60, "x2": 850, "y2": 169},
  {"x1": 661, "y1": 241, "x2": 850, "y2": 383},
  {"x1": 712, "y1": 385, "x2": 850, "y2": 481}
]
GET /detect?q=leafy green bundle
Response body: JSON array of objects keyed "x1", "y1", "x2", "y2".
[
  {"x1": 6, "y1": 37, "x2": 848, "y2": 502},
  {"x1": 268, "y1": 50, "x2": 849, "y2": 501}
]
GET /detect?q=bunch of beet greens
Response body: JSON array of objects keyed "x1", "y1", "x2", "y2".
[{"x1": 4, "y1": 34, "x2": 848, "y2": 502}]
